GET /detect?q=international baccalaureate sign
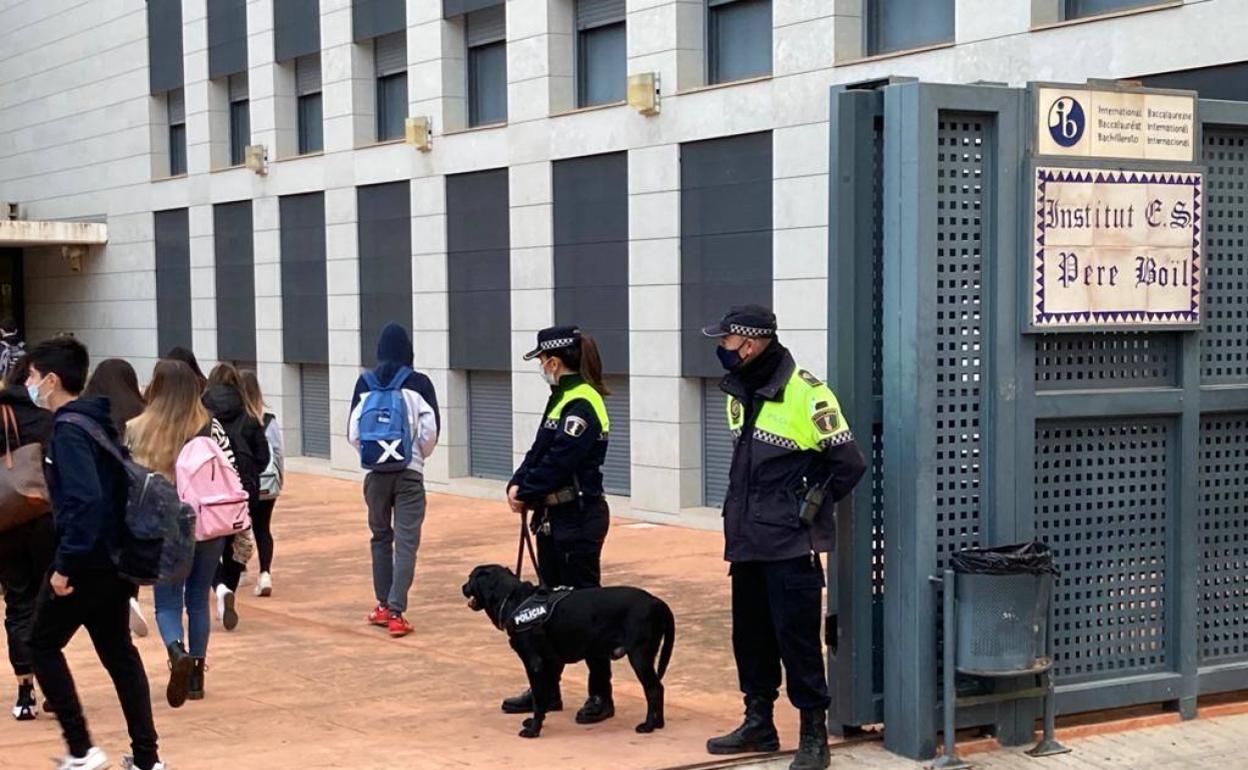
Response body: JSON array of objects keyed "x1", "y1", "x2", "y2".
[{"x1": 1047, "y1": 96, "x2": 1086, "y2": 148}]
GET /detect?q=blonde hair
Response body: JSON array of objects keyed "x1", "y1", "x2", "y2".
[
  {"x1": 127, "y1": 360, "x2": 210, "y2": 478},
  {"x1": 238, "y1": 369, "x2": 267, "y2": 424}
]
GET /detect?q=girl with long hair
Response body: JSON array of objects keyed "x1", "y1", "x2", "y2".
[{"x1": 239, "y1": 370, "x2": 283, "y2": 597}]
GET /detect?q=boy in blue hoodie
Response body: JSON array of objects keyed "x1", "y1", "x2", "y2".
[
  {"x1": 25, "y1": 338, "x2": 164, "y2": 770},
  {"x1": 349, "y1": 323, "x2": 439, "y2": 638}
]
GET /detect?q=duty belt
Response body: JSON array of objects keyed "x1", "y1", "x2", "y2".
[{"x1": 540, "y1": 487, "x2": 578, "y2": 507}]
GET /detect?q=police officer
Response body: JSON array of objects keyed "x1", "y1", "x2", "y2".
[
  {"x1": 501, "y1": 325, "x2": 616, "y2": 724},
  {"x1": 703, "y1": 306, "x2": 866, "y2": 770}
]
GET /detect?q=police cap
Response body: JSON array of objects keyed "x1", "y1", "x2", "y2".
[
  {"x1": 523, "y1": 325, "x2": 581, "y2": 360},
  {"x1": 701, "y1": 305, "x2": 777, "y2": 339}
]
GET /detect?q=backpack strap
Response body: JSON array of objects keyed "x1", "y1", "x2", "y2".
[
  {"x1": 385, "y1": 366, "x2": 413, "y2": 391},
  {"x1": 56, "y1": 412, "x2": 127, "y2": 466},
  {"x1": 361, "y1": 370, "x2": 382, "y2": 392}
]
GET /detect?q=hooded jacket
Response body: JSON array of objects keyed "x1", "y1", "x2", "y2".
[
  {"x1": 203, "y1": 383, "x2": 270, "y2": 500},
  {"x1": 0, "y1": 382, "x2": 53, "y2": 450},
  {"x1": 46, "y1": 397, "x2": 128, "y2": 577},
  {"x1": 349, "y1": 323, "x2": 439, "y2": 473}
]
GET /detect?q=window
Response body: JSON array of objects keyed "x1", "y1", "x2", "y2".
[
  {"x1": 866, "y1": 0, "x2": 954, "y2": 56},
  {"x1": 1064, "y1": 0, "x2": 1162, "y2": 19},
  {"x1": 467, "y1": 6, "x2": 507, "y2": 126},
  {"x1": 228, "y1": 72, "x2": 250, "y2": 166},
  {"x1": 296, "y1": 54, "x2": 323, "y2": 154},
  {"x1": 167, "y1": 88, "x2": 187, "y2": 176},
  {"x1": 374, "y1": 31, "x2": 407, "y2": 141},
  {"x1": 707, "y1": 0, "x2": 772, "y2": 85},
  {"x1": 576, "y1": 0, "x2": 626, "y2": 107}
]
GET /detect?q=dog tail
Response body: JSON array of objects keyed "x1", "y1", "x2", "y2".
[{"x1": 656, "y1": 602, "x2": 676, "y2": 680}]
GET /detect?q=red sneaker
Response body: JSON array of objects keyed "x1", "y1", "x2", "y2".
[
  {"x1": 388, "y1": 614, "x2": 414, "y2": 638},
  {"x1": 367, "y1": 604, "x2": 391, "y2": 626}
]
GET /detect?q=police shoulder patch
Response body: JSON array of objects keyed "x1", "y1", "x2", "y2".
[
  {"x1": 813, "y1": 408, "x2": 841, "y2": 436},
  {"x1": 729, "y1": 398, "x2": 743, "y2": 422},
  {"x1": 563, "y1": 415, "x2": 589, "y2": 438},
  {"x1": 797, "y1": 369, "x2": 823, "y2": 388}
]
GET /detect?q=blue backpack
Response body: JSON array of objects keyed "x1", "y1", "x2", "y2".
[{"x1": 358, "y1": 366, "x2": 414, "y2": 472}]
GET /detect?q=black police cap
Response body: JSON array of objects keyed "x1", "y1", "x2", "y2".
[
  {"x1": 701, "y1": 305, "x2": 777, "y2": 339},
  {"x1": 523, "y1": 325, "x2": 581, "y2": 360}
]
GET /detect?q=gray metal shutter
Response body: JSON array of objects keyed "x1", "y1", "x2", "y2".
[
  {"x1": 167, "y1": 88, "x2": 185, "y2": 124},
  {"x1": 296, "y1": 54, "x2": 321, "y2": 96},
  {"x1": 469, "y1": 370, "x2": 513, "y2": 480},
  {"x1": 702, "y1": 378, "x2": 733, "y2": 506},
  {"x1": 601, "y1": 377, "x2": 630, "y2": 495},
  {"x1": 466, "y1": 5, "x2": 506, "y2": 46},
  {"x1": 300, "y1": 364, "x2": 331, "y2": 458},
  {"x1": 374, "y1": 31, "x2": 407, "y2": 76},
  {"x1": 228, "y1": 71, "x2": 249, "y2": 102},
  {"x1": 576, "y1": 0, "x2": 625, "y2": 29}
]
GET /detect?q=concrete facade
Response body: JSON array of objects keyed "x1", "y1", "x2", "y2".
[{"x1": 1, "y1": 0, "x2": 1244, "y2": 525}]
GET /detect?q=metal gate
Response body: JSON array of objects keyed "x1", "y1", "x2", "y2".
[
  {"x1": 299, "y1": 363, "x2": 330, "y2": 458},
  {"x1": 828, "y1": 82, "x2": 1248, "y2": 759},
  {"x1": 702, "y1": 378, "x2": 732, "y2": 506},
  {"x1": 469, "y1": 370, "x2": 513, "y2": 480},
  {"x1": 602, "y1": 376, "x2": 631, "y2": 495}
]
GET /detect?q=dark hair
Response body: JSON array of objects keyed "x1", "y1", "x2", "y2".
[
  {"x1": 27, "y1": 337, "x2": 89, "y2": 395},
  {"x1": 547, "y1": 335, "x2": 610, "y2": 396},
  {"x1": 0, "y1": 318, "x2": 16, "y2": 334},
  {"x1": 4, "y1": 354, "x2": 30, "y2": 389},
  {"x1": 207, "y1": 362, "x2": 245, "y2": 393},
  {"x1": 164, "y1": 346, "x2": 206, "y2": 389},
  {"x1": 83, "y1": 358, "x2": 147, "y2": 434}
]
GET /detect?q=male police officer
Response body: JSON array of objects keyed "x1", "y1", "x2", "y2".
[{"x1": 703, "y1": 306, "x2": 866, "y2": 770}]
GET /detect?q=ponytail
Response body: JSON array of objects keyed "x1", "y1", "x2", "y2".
[{"x1": 553, "y1": 334, "x2": 611, "y2": 396}]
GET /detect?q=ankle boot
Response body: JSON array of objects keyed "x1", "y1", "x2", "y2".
[
  {"x1": 789, "y1": 708, "x2": 830, "y2": 770},
  {"x1": 188, "y1": 658, "x2": 206, "y2": 701},
  {"x1": 166, "y1": 642, "x2": 193, "y2": 709},
  {"x1": 500, "y1": 687, "x2": 563, "y2": 714},
  {"x1": 706, "y1": 695, "x2": 780, "y2": 755}
]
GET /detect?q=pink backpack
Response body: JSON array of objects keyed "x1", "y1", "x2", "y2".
[{"x1": 176, "y1": 436, "x2": 250, "y2": 542}]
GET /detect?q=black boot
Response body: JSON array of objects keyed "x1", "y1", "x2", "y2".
[
  {"x1": 501, "y1": 687, "x2": 563, "y2": 714},
  {"x1": 166, "y1": 642, "x2": 193, "y2": 709},
  {"x1": 706, "y1": 695, "x2": 781, "y2": 755},
  {"x1": 188, "y1": 658, "x2": 206, "y2": 701},
  {"x1": 789, "y1": 709, "x2": 830, "y2": 770},
  {"x1": 575, "y1": 694, "x2": 615, "y2": 724}
]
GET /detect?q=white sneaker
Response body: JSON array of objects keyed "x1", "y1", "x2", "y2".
[
  {"x1": 120, "y1": 756, "x2": 165, "y2": 770},
  {"x1": 55, "y1": 746, "x2": 109, "y2": 770},
  {"x1": 216, "y1": 585, "x2": 238, "y2": 631},
  {"x1": 129, "y1": 598, "x2": 149, "y2": 638},
  {"x1": 255, "y1": 572, "x2": 272, "y2": 597}
]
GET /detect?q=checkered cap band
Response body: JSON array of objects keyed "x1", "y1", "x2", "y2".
[
  {"x1": 728, "y1": 324, "x2": 773, "y2": 338},
  {"x1": 540, "y1": 337, "x2": 577, "y2": 351}
]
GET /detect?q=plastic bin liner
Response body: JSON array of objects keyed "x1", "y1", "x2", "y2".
[{"x1": 949, "y1": 541, "x2": 1057, "y2": 576}]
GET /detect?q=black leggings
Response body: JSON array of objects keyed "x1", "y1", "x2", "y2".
[{"x1": 251, "y1": 498, "x2": 277, "y2": 573}]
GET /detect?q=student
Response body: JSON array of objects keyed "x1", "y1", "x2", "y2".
[
  {"x1": 82, "y1": 358, "x2": 150, "y2": 638},
  {"x1": 0, "y1": 356, "x2": 53, "y2": 722},
  {"x1": 349, "y1": 323, "x2": 439, "y2": 638},
  {"x1": 25, "y1": 337, "x2": 165, "y2": 770},
  {"x1": 240, "y1": 370, "x2": 282, "y2": 597},
  {"x1": 202, "y1": 363, "x2": 269, "y2": 630},
  {"x1": 163, "y1": 347, "x2": 206, "y2": 392},
  {"x1": 0, "y1": 318, "x2": 26, "y2": 380},
  {"x1": 126, "y1": 360, "x2": 236, "y2": 707}
]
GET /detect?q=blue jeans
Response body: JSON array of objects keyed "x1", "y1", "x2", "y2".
[{"x1": 154, "y1": 538, "x2": 226, "y2": 657}]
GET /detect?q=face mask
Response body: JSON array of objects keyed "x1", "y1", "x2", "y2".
[
  {"x1": 716, "y1": 344, "x2": 745, "y2": 371},
  {"x1": 539, "y1": 361, "x2": 560, "y2": 386},
  {"x1": 26, "y1": 378, "x2": 47, "y2": 409}
]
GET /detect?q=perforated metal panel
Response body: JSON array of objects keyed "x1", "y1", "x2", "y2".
[
  {"x1": 703, "y1": 378, "x2": 732, "y2": 507},
  {"x1": 1036, "y1": 333, "x2": 1180, "y2": 389},
  {"x1": 1035, "y1": 419, "x2": 1171, "y2": 682},
  {"x1": 300, "y1": 364, "x2": 330, "y2": 458},
  {"x1": 601, "y1": 377, "x2": 630, "y2": 495},
  {"x1": 869, "y1": 116, "x2": 886, "y2": 693},
  {"x1": 469, "y1": 370, "x2": 513, "y2": 480},
  {"x1": 1200, "y1": 128, "x2": 1248, "y2": 384},
  {"x1": 1198, "y1": 414, "x2": 1248, "y2": 664}
]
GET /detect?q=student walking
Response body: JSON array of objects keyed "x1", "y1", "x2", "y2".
[
  {"x1": 240, "y1": 370, "x2": 282, "y2": 597},
  {"x1": 126, "y1": 360, "x2": 241, "y2": 708},
  {"x1": 348, "y1": 323, "x2": 439, "y2": 638},
  {"x1": 203, "y1": 364, "x2": 269, "y2": 631},
  {"x1": 164, "y1": 347, "x2": 206, "y2": 392},
  {"x1": 83, "y1": 358, "x2": 150, "y2": 638},
  {"x1": 0, "y1": 357, "x2": 53, "y2": 723},
  {"x1": 25, "y1": 337, "x2": 165, "y2": 770}
]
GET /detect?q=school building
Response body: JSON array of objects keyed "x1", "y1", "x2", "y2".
[{"x1": 0, "y1": 0, "x2": 1244, "y2": 525}]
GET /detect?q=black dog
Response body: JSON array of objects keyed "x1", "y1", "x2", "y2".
[{"x1": 463, "y1": 564, "x2": 675, "y2": 738}]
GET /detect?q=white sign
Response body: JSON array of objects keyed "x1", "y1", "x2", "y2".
[
  {"x1": 1031, "y1": 167, "x2": 1202, "y2": 330},
  {"x1": 1036, "y1": 86, "x2": 1196, "y2": 162}
]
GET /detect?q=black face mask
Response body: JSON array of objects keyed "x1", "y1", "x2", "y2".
[{"x1": 716, "y1": 344, "x2": 745, "y2": 371}]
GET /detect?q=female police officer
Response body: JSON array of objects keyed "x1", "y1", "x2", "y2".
[{"x1": 501, "y1": 325, "x2": 615, "y2": 724}]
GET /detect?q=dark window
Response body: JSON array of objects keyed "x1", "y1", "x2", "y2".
[
  {"x1": 167, "y1": 89, "x2": 186, "y2": 176},
  {"x1": 1065, "y1": 0, "x2": 1162, "y2": 18},
  {"x1": 353, "y1": 0, "x2": 406, "y2": 41},
  {"x1": 357, "y1": 182, "x2": 412, "y2": 359},
  {"x1": 228, "y1": 72, "x2": 250, "y2": 166},
  {"x1": 577, "y1": 18, "x2": 625, "y2": 106},
  {"x1": 707, "y1": 0, "x2": 771, "y2": 84},
  {"x1": 280, "y1": 193, "x2": 329, "y2": 365},
  {"x1": 274, "y1": 0, "x2": 321, "y2": 61},
  {"x1": 155, "y1": 208, "x2": 192, "y2": 355},
  {"x1": 147, "y1": 0, "x2": 184, "y2": 95},
  {"x1": 214, "y1": 201, "x2": 257, "y2": 364},
  {"x1": 448, "y1": 168, "x2": 510, "y2": 370},
  {"x1": 867, "y1": 0, "x2": 954, "y2": 55},
  {"x1": 208, "y1": 0, "x2": 248, "y2": 79},
  {"x1": 467, "y1": 6, "x2": 507, "y2": 126},
  {"x1": 374, "y1": 32, "x2": 408, "y2": 141},
  {"x1": 296, "y1": 54, "x2": 323, "y2": 153}
]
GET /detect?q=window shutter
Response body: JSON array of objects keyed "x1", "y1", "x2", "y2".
[
  {"x1": 228, "y1": 71, "x2": 249, "y2": 102},
  {"x1": 300, "y1": 364, "x2": 331, "y2": 458},
  {"x1": 167, "y1": 89, "x2": 185, "y2": 124},
  {"x1": 373, "y1": 31, "x2": 407, "y2": 77},
  {"x1": 576, "y1": 0, "x2": 625, "y2": 29},
  {"x1": 601, "y1": 377, "x2": 631, "y2": 495},
  {"x1": 702, "y1": 379, "x2": 733, "y2": 506},
  {"x1": 468, "y1": 371, "x2": 514, "y2": 480},
  {"x1": 296, "y1": 54, "x2": 322, "y2": 95},
  {"x1": 466, "y1": 5, "x2": 506, "y2": 47}
]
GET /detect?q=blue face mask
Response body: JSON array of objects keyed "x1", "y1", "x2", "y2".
[
  {"x1": 716, "y1": 344, "x2": 744, "y2": 371},
  {"x1": 26, "y1": 379, "x2": 46, "y2": 409}
]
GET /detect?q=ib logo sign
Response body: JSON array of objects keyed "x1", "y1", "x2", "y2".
[{"x1": 1047, "y1": 96, "x2": 1086, "y2": 147}]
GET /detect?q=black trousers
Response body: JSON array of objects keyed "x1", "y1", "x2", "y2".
[
  {"x1": 30, "y1": 569, "x2": 159, "y2": 768},
  {"x1": 534, "y1": 497, "x2": 611, "y2": 698},
  {"x1": 0, "y1": 515, "x2": 56, "y2": 677},
  {"x1": 252, "y1": 498, "x2": 277, "y2": 573},
  {"x1": 212, "y1": 536, "x2": 243, "y2": 592},
  {"x1": 731, "y1": 555, "x2": 831, "y2": 711}
]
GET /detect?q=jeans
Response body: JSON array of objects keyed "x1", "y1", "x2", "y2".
[
  {"x1": 30, "y1": 569, "x2": 160, "y2": 769},
  {"x1": 0, "y1": 515, "x2": 55, "y2": 676},
  {"x1": 252, "y1": 498, "x2": 277, "y2": 573},
  {"x1": 154, "y1": 538, "x2": 227, "y2": 658},
  {"x1": 364, "y1": 469, "x2": 426, "y2": 615}
]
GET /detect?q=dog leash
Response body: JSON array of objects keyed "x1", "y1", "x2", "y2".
[{"x1": 516, "y1": 509, "x2": 540, "y2": 580}]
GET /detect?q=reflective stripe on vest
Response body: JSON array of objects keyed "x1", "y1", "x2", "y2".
[
  {"x1": 725, "y1": 369, "x2": 848, "y2": 452},
  {"x1": 545, "y1": 382, "x2": 611, "y2": 434}
]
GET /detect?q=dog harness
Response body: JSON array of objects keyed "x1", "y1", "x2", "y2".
[{"x1": 504, "y1": 587, "x2": 575, "y2": 634}]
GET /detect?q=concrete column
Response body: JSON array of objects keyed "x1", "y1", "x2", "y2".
[
  {"x1": 247, "y1": 0, "x2": 280, "y2": 161},
  {"x1": 325, "y1": 186, "x2": 362, "y2": 471},
  {"x1": 774, "y1": 0, "x2": 837, "y2": 77},
  {"x1": 509, "y1": 161, "x2": 554, "y2": 470},
  {"x1": 830, "y1": 0, "x2": 865, "y2": 63},
  {"x1": 182, "y1": 0, "x2": 219, "y2": 175},
  {"x1": 773, "y1": 124, "x2": 828, "y2": 378},
  {"x1": 411, "y1": 176, "x2": 457, "y2": 487},
  {"x1": 507, "y1": 0, "x2": 575, "y2": 125},
  {"x1": 321, "y1": 0, "x2": 373, "y2": 152},
  {"x1": 628, "y1": 145, "x2": 700, "y2": 518},
  {"x1": 188, "y1": 203, "x2": 219, "y2": 366},
  {"x1": 408, "y1": 0, "x2": 467, "y2": 135},
  {"x1": 252, "y1": 194, "x2": 291, "y2": 429},
  {"x1": 627, "y1": 0, "x2": 705, "y2": 94}
]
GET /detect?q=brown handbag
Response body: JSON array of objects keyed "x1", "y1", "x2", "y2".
[{"x1": 0, "y1": 405, "x2": 52, "y2": 534}]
